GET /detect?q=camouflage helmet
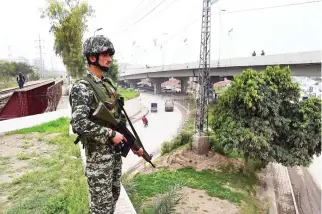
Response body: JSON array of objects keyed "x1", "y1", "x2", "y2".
[{"x1": 82, "y1": 35, "x2": 115, "y2": 58}]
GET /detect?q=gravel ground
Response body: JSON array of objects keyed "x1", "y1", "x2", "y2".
[{"x1": 271, "y1": 163, "x2": 297, "y2": 214}]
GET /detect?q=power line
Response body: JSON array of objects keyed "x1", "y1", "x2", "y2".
[
  {"x1": 121, "y1": 0, "x2": 320, "y2": 62},
  {"x1": 7, "y1": 46, "x2": 12, "y2": 61},
  {"x1": 131, "y1": 0, "x2": 149, "y2": 13},
  {"x1": 159, "y1": 0, "x2": 321, "y2": 46},
  {"x1": 154, "y1": 0, "x2": 182, "y2": 17},
  {"x1": 113, "y1": 0, "x2": 156, "y2": 33},
  {"x1": 221, "y1": 0, "x2": 321, "y2": 14},
  {"x1": 35, "y1": 34, "x2": 46, "y2": 78},
  {"x1": 124, "y1": 0, "x2": 166, "y2": 32}
]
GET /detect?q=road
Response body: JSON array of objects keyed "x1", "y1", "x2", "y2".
[
  {"x1": 288, "y1": 166, "x2": 321, "y2": 214},
  {"x1": 121, "y1": 93, "x2": 184, "y2": 173},
  {"x1": 115, "y1": 93, "x2": 184, "y2": 213},
  {"x1": 309, "y1": 155, "x2": 322, "y2": 188}
]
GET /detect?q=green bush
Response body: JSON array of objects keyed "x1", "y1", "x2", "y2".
[
  {"x1": 160, "y1": 141, "x2": 172, "y2": 155},
  {"x1": 209, "y1": 135, "x2": 244, "y2": 158},
  {"x1": 161, "y1": 131, "x2": 193, "y2": 155},
  {"x1": 208, "y1": 134, "x2": 228, "y2": 155}
]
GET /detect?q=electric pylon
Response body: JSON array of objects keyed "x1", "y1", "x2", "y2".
[{"x1": 195, "y1": 0, "x2": 212, "y2": 135}]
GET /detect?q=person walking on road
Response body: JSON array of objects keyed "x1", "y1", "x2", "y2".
[
  {"x1": 16, "y1": 72, "x2": 25, "y2": 89},
  {"x1": 69, "y1": 35, "x2": 143, "y2": 214},
  {"x1": 142, "y1": 115, "x2": 148, "y2": 127}
]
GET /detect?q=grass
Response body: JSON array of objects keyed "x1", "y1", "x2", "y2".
[
  {"x1": 17, "y1": 152, "x2": 38, "y2": 160},
  {"x1": 148, "y1": 183, "x2": 184, "y2": 214},
  {"x1": 5, "y1": 117, "x2": 69, "y2": 136},
  {"x1": 128, "y1": 167, "x2": 265, "y2": 213},
  {"x1": 0, "y1": 78, "x2": 16, "y2": 90},
  {"x1": 21, "y1": 141, "x2": 34, "y2": 149},
  {"x1": 118, "y1": 87, "x2": 139, "y2": 100},
  {"x1": 2, "y1": 117, "x2": 89, "y2": 214},
  {"x1": 0, "y1": 156, "x2": 11, "y2": 173},
  {"x1": 0, "y1": 156, "x2": 11, "y2": 165},
  {"x1": 161, "y1": 106, "x2": 195, "y2": 155}
]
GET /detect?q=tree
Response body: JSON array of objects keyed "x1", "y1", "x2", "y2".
[
  {"x1": 0, "y1": 61, "x2": 40, "y2": 83},
  {"x1": 0, "y1": 61, "x2": 14, "y2": 77},
  {"x1": 211, "y1": 66, "x2": 321, "y2": 173},
  {"x1": 11, "y1": 62, "x2": 34, "y2": 77},
  {"x1": 28, "y1": 70, "x2": 41, "y2": 81},
  {"x1": 41, "y1": 0, "x2": 94, "y2": 78}
]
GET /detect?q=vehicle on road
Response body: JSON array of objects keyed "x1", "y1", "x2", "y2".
[
  {"x1": 165, "y1": 100, "x2": 174, "y2": 112},
  {"x1": 137, "y1": 88, "x2": 146, "y2": 92},
  {"x1": 151, "y1": 102, "x2": 158, "y2": 112}
]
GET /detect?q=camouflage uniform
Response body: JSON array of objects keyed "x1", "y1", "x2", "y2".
[{"x1": 70, "y1": 35, "x2": 122, "y2": 214}]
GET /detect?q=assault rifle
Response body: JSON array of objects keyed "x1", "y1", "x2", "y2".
[{"x1": 92, "y1": 101, "x2": 155, "y2": 168}]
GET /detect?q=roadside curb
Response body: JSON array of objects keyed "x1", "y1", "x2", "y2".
[
  {"x1": 286, "y1": 167, "x2": 300, "y2": 214},
  {"x1": 129, "y1": 107, "x2": 149, "y2": 124}
]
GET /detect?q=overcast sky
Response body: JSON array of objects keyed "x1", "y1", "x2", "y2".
[{"x1": 0, "y1": 0, "x2": 321, "y2": 70}]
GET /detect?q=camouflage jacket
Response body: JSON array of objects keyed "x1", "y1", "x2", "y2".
[{"x1": 70, "y1": 71, "x2": 115, "y2": 145}]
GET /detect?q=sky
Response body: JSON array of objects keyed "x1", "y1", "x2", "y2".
[{"x1": 0, "y1": 0, "x2": 321, "y2": 71}]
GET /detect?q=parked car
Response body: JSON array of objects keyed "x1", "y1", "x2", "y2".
[{"x1": 165, "y1": 100, "x2": 174, "y2": 112}]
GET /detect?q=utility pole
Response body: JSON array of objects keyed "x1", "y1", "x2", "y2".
[
  {"x1": 8, "y1": 46, "x2": 12, "y2": 62},
  {"x1": 51, "y1": 56, "x2": 54, "y2": 78},
  {"x1": 193, "y1": 0, "x2": 216, "y2": 154},
  {"x1": 35, "y1": 34, "x2": 45, "y2": 78}
]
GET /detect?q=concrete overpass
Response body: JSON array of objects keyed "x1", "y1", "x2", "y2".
[{"x1": 119, "y1": 51, "x2": 321, "y2": 94}]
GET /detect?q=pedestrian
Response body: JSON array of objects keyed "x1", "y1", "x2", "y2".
[
  {"x1": 16, "y1": 72, "x2": 25, "y2": 89},
  {"x1": 69, "y1": 35, "x2": 143, "y2": 213},
  {"x1": 261, "y1": 50, "x2": 265, "y2": 55},
  {"x1": 142, "y1": 115, "x2": 148, "y2": 126}
]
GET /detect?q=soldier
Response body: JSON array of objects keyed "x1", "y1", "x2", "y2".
[{"x1": 69, "y1": 35, "x2": 143, "y2": 214}]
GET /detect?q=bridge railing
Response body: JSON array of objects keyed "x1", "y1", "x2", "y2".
[
  {"x1": 120, "y1": 51, "x2": 321, "y2": 77},
  {"x1": 45, "y1": 80, "x2": 64, "y2": 112}
]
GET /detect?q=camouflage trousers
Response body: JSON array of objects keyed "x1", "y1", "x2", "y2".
[{"x1": 85, "y1": 147, "x2": 122, "y2": 214}]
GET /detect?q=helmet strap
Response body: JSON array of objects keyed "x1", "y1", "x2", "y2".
[{"x1": 89, "y1": 53, "x2": 110, "y2": 72}]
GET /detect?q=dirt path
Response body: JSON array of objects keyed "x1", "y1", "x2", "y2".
[
  {"x1": 0, "y1": 133, "x2": 57, "y2": 211},
  {"x1": 288, "y1": 167, "x2": 321, "y2": 214},
  {"x1": 175, "y1": 187, "x2": 239, "y2": 214}
]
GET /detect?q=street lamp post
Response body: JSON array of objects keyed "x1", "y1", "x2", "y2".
[
  {"x1": 94, "y1": 28, "x2": 103, "y2": 36},
  {"x1": 228, "y1": 28, "x2": 234, "y2": 65},
  {"x1": 218, "y1": 9, "x2": 226, "y2": 63}
]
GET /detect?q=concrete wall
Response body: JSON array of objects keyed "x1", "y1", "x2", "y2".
[{"x1": 0, "y1": 96, "x2": 142, "y2": 134}]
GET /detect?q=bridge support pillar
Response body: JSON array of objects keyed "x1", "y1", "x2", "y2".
[
  {"x1": 149, "y1": 78, "x2": 163, "y2": 95},
  {"x1": 188, "y1": 76, "x2": 198, "y2": 95},
  {"x1": 177, "y1": 77, "x2": 189, "y2": 93},
  {"x1": 125, "y1": 79, "x2": 140, "y2": 89}
]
